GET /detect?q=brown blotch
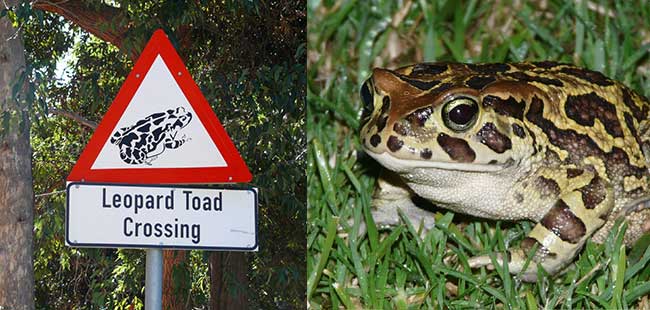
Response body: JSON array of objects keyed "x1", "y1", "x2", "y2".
[
  {"x1": 598, "y1": 212, "x2": 610, "y2": 221},
  {"x1": 566, "y1": 168, "x2": 584, "y2": 178},
  {"x1": 393, "y1": 122, "x2": 409, "y2": 136},
  {"x1": 520, "y1": 237, "x2": 540, "y2": 252},
  {"x1": 541, "y1": 200, "x2": 587, "y2": 244},
  {"x1": 376, "y1": 115, "x2": 388, "y2": 132},
  {"x1": 406, "y1": 107, "x2": 433, "y2": 128},
  {"x1": 466, "y1": 63, "x2": 510, "y2": 74},
  {"x1": 520, "y1": 237, "x2": 556, "y2": 259},
  {"x1": 436, "y1": 133, "x2": 476, "y2": 162},
  {"x1": 512, "y1": 123, "x2": 526, "y2": 138},
  {"x1": 476, "y1": 123, "x2": 512, "y2": 153},
  {"x1": 564, "y1": 92, "x2": 623, "y2": 137},
  {"x1": 607, "y1": 147, "x2": 647, "y2": 183},
  {"x1": 369, "y1": 134, "x2": 381, "y2": 147},
  {"x1": 381, "y1": 96, "x2": 390, "y2": 114},
  {"x1": 410, "y1": 63, "x2": 448, "y2": 76},
  {"x1": 420, "y1": 148, "x2": 432, "y2": 159},
  {"x1": 537, "y1": 176, "x2": 561, "y2": 197},
  {"x1": 465, "y1": 75, "x2": 496, "y2": 90},
  {"x1": 506, "y1": 71, "x2": 564, "y2": 86},
  {"x1": 396, "y1": 74, "x2": 440, "y2": 90},
  {"x1": 624, "y1": 112, "x2": 639, "y2": 144},
  {"x1": 531, "y1": 61, "x2": 564, "y2": 68},
  {"x1": 578, "y1": 176, "x2": 607, "y2": 209},
  {"x1": 543, "y1": 149, "x2": 561, "y2": 165},
  {"x1": 429, "y1": 82, "x2": 455, "y2": 95},
  {"x1": 529, "y1": 129, "x2": 538, "y2": 155},
  {"x1": 482, "y1": 95, "x2": 526, "y2": 120},
  {"x1": 560, "y1": 67, "x2": 613, "y2": 86},
  {"x1": 622, "y1": 88, "x2": 649, "y2": 122},
  {"x1": 624, "y1": 112, "x2": 636, "y2": 131},
  {"x1": 513, "y1": 63, "x2": 536, "y2": 71},
  {"x1": 387, "y1": 135, "x2": 404, "y2": 152}
]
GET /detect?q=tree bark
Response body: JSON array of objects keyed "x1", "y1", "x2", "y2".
[
  {"x1": 162, "y1": 250, "x2": 186, "y2": 309},
  {"x1": 210, "y1": 252, "x2": 249, "y2": 309},
  {"x1": 0, "y1": 0, "x2": 35, "y2": 308}
]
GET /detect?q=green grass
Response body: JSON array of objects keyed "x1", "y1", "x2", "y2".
[{"x1": 307, "y1": 0, "x2": 650, "y2": 308}]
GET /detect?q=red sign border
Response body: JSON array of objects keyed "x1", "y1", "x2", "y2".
[{"x1": 67, "y1": 29, "x2": 252, "y2": 183}]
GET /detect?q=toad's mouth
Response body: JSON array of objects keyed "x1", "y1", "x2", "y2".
[{"x1": 365, "y1": 150, "x2": 507, "y2": 173}]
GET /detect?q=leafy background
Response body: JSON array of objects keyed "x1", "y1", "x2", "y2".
[
  {"x1": 307, "y1": 0, "x2": 650, "y2": 308},
  {"x1": 3, "y1": 0, "x2": 305, "y2": 308}
]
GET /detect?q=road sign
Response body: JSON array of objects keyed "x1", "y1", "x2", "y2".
[
  {"x1": 66, "y1": 182, "x2": 258, "y2": 250},
  {"x1": 67, "y1": 29, "x2": 252, "y2": 184}
]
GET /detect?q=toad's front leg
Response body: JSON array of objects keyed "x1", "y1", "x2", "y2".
[
  {"x1": 371, "y1": 170, "x2": 436, "y2": 230},
  {"x1": 165, "y1": 134, "x2": 190, "y2": 149},
  {"x1": 469, "y1": 174, "x2": 613, "y2": 282}
]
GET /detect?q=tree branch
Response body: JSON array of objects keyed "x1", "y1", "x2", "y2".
[
  {"x1": 32, "y1": 0, "x2": 138, "y2": 59},
  {"x1": 49, "y1": 108, "x2": 97, "y2": 129}
]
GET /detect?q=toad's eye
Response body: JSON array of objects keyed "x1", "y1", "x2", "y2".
[{"x1": 442, "y1": 96, "x2": 479, "y2": 132}]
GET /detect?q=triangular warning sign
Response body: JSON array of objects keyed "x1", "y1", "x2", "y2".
[{"x1": 67, "y1": 29, "x2": 252, "y2": 184}]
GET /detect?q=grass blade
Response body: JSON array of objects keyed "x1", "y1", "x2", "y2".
[{"x1": 307, "y1": 216, "x2": 339, "y2": 299}]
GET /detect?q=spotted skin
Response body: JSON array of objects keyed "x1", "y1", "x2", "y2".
[
  {"x1": 359, "y1": 62, "x2": 650, "y2": 281},
  {"x1": 110, "y1": 107, "x2": 192, "y2": 165},
  {"x1": 476, "y1": 122, "x2": 512, "y2": 153},
  {"x1": 437, "y1": 133, "x2": 476, "y2": 162}
]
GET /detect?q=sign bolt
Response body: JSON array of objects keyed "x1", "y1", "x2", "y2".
[{"x1": 136, "y1": 73, "x2": 140, "y2": 78}]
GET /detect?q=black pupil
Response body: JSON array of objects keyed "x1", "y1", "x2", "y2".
[{"x1": 449, "y1": 103, "x2": 477, "y2": 125}]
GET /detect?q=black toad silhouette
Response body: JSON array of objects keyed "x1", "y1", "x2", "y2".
[{"x1": 110, "y1": 107, "x2": 193, "y2": 165}]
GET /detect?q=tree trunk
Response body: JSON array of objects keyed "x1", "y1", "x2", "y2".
[
  {"x1": 32, "y1": 0, "x2": 139, "y2": 59},
  {"x1": 0, "y1": 1, "x2": 35, "y2": 308},
  {"x1": 210, "y1": 252, "x2": 249, "y2": 309},
  {"x1": 163, "y1": 250, "x2": 186, "y2": 309}
]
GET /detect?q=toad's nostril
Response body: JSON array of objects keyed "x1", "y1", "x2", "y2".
[{"x1": 360, "y1": 80, "x2": 374, "y2": 123}]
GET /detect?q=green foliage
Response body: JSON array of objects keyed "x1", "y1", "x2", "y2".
[
  {"x1": 308, "y1": 0, "x2": 650, "y2": 308},
  {"x1": 23, "y1": 0, "x2": 304, "y2": 308}
]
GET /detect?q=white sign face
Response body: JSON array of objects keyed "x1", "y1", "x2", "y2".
[
  {"x1": 91, "y1": 55, "x2": 227, "y2": 169},
  {"x1": 66, "y1": 183, "x2": 258, "y2": 250}
]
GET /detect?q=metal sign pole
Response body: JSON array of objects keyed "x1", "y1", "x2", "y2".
[{"x1": 145, "y1": 248, "x2": 163, "y2": 310}]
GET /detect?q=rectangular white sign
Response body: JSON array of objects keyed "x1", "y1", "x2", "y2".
[{"x1": 66, "y1": 183, "x2": 258, "y2": 251}]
